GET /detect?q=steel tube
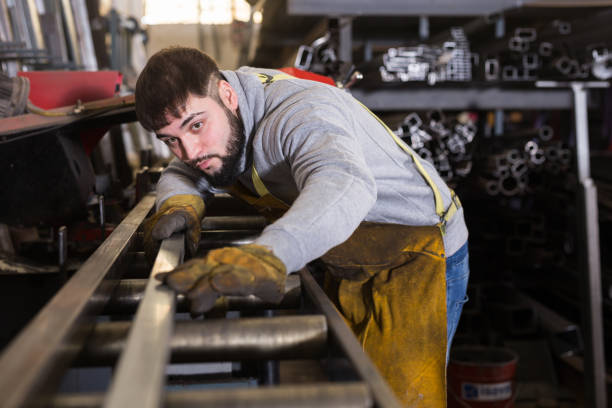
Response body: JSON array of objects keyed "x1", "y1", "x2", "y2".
[
  {"x1": 199, "y1": 230, "x2": 260, "y2": 249},
  {"x1": 51, "y1": 383, "x2": 372, "y2": 408},
  {"x1": 299, "y1": 269, "x2": 402, "y2": 408},
  {"x1": 104, "y1": 235, "x2": 184, "y2": 408},
  {"x1": 0, "y1": 195, "x2": 156, "y2": 408},
  {"x1": 201, "y1": 215, "x2": 267, "y2": 230},
  {"x1": 103, "y1": 274, "x2": 301, "y2": 315},
  {"x1": 77, "y1": 315, "x2": 327, "y2": 366}
]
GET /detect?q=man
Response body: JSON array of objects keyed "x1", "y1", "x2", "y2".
[{"x1": 136, "y1": 46, "x2": 469, "y2": 407}]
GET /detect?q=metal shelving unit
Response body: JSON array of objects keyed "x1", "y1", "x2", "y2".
[{"x1": 284, "y1": 2, "x2": 611, "y2": 407}]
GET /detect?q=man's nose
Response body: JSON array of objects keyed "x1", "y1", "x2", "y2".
[{"x1": 180, "y1": 134, "x2": 202, "y2": 161}]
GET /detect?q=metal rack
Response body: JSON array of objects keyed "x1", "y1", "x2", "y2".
[
  {"x1": 283, "y1": 2, "x2": 612, "y2": 406},
  {"x1": 0, "y1": 193, "x2": 401, "y2": 408}
]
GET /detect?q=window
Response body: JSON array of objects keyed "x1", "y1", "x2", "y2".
[{"x1": 142, "y1": 0, "x2": 252, "y2": 25}]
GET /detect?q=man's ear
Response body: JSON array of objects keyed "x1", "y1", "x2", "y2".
[{"x1": 218, "y1": 80, "x2": 238, "y2": 113}]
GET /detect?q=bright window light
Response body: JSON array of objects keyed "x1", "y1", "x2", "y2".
[{"x1": 142, "y1": 0, "x2": 252, "y2": 25}]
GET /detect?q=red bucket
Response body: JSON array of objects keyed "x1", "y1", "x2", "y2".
[{"x1": 448, "y1": 346, "x2": 519, "y2": 408}]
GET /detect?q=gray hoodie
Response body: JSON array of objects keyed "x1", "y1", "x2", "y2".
[{"x1": 156, "y1": 67, "x2": 468, "y2": 273}]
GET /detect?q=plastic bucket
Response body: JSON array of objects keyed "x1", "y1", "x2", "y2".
[{"x1": 447, "y1": 346, "x2": 519, "y2": 408}]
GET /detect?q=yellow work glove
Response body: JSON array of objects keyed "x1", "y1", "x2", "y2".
[
  {"x1": 143, "y1": 194, "x2": 205, "y2": 263},
  {"x1": 156, "y1": 244, "x2": 286, "y2": 316}
]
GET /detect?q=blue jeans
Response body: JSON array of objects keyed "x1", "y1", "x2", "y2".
[{"x1": 446, "y1": 241, "x2": 469, "y2": 361}]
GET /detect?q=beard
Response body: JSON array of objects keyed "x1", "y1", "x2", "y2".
[{"x1": 187, "y1": 103, "x2": 246, "y2": 187}]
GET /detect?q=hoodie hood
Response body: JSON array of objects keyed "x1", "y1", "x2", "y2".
[{"x1": 221, "y1": 68, "x2": 267, "y2": 176}]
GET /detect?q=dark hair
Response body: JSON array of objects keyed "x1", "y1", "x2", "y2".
[{"x1": 135, "y1": 47, "x2": 222, "y2": 131}]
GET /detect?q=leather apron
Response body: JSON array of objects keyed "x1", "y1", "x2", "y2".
[{"x1": 225, "y1": 72, "x2": 462, "y2": 407}]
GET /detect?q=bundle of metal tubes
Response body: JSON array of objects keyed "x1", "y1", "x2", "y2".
[
  {"x1": 393, "y1": 110, "x2": 476, "y2": 183},
  {"x1": 357, "y1": 27, "x2": 472, "y2": 86},
  {"x1": 478, "y1": 20, "x2": 612, "y2": 81},
  {"x1": 478, "y1": 125, "x2": 571, "y2": 197}
]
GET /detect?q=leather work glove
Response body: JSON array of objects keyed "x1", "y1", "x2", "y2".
[
  {"x1": 156, "y1": 244, "x2": 287, "y2": 316},
  {"x1": 143, "y1": 194, "x2": 205, "y2": 263}
]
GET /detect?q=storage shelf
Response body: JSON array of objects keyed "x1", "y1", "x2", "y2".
[{"x1": 350, "y1": 86, "x2": 574, "y2": 110}]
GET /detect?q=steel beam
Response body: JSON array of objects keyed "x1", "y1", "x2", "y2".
[
  {"x1": 104, "y1": 234, "x2": 184, "y2": 408},
  {"x1": 199, "y1": 230, "x2": 260, "y2": 248},
  {"x1": 350, "y1": 87, "x2": 574, "y2": 111},
  {"x1": 77, "y1": 315, "x2": 327, "y2": 366},
  {"x1": 52, "y1": 383, "x2": 373, "y2": 408},
  {"x1": 299, "y1": 269, "x2": 402, "y2": 408},
  {"x1": 102, "y1": 274, "x2": 301, "y2": 314},
  {"x1": 0, "y1": 194, "x2": 155, "y2": 408}
]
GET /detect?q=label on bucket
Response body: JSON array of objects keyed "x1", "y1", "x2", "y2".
[{"x1": 461, "y1": 381, "x2": 512, "y2": 401}]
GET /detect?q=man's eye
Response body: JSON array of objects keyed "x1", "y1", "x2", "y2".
[
  {"x1": 164, "y1": 137, "x2": 178, "y2": 145},
  {"x1": 192, "y1": 121, "x2": 203, "y2": 131}
]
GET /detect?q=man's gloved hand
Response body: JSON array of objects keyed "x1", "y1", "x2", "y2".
[
  {"x1": 156, "y1": 244, "x2": 286, "y2": 316},
  {"x1": 143, "y1": 194, "x2": 205, "y2": 263}
]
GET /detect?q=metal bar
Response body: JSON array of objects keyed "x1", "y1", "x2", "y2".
[
  {"x1": 60, "y1": 0, "x2": 81, "y2": 67},
  {"x1": 77, "y1": 315, "x2": 327, "y2": 366},
  {"x1": 573, "y1": 83, "x2": 607, "y2": 408},
  {"x1": 0, "y1": 194, "x2": 156, "y2": 408},
  {"x1": 350, "y1": 88, "x2": 574, "y2": 111},
  {"x1": 299, "y1": 269, "x2": 402, "y2": 408},
  {"x1": 577, "y1": 179, "x2": 607, "y2": 408},
  {"x1": 24, "y1": 0, "x2": 45, "y2": 51},
  {"x1": 572, "y1": 83, "x2": 608, "y2": 408},
  {"x1": 104, "y1": 234, "x2": 184, "y2": 408},
  {"x1": 201, "y1": 215, "x2": 267, "y2": 230},
  {"x1": 102, "y1": 274, "x2": 301, "y2": 314},
  {"x1": 337, "y1": 17, "x2": 352, "y2": 63},
  {"x1": 52, "y1": 383, "x2": 373, "y2": 408},
  {"x1": 70, "y1": 0, "x2": 97, "y2": 70}
]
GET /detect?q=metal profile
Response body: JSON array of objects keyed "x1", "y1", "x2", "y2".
[
  {"x1": 53, "y1": 383, "x2": 373, "y2": 408},
  {"x1": 60, "y1": 0, "x2": 81, "y2": 67},
  {"x1": 0, "y1": 194, "x2": 156, "y2": 408},
  {"x1": 69, "y1": 0, "x2": 97, "y2": 70},
  {"x1": 351, "y1": 87, "x2": 574, "y2": 110},
  {"x1": 104, "y1": 234, "x2": 184, "y2": 408}
]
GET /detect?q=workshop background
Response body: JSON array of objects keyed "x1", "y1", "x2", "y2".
[{"x1": 1, "y1": 1, "x2": 612, "y2": 407}]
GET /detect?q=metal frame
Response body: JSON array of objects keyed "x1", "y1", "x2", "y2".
[
  {"x1": 0, "y1": 194, "x2": 156, "y2": 408},
  {"x1": 0, "y1": 200, "x2": 402, "y2": 407}
]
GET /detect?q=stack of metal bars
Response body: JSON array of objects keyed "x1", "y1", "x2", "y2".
[{"x1": 0, "y1": 193, "x2": 401, "y2": 408}]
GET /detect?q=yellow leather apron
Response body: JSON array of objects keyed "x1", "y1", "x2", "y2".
[{"x1": 225, "y1": 73, "x2": 462, "y2": 407}]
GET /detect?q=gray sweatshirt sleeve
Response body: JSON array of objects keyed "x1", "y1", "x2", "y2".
[
  {"x1": 156, "y1": 158, "x2": 213, "y2": 210},
  {"x1": 254, "y1": 100, "x2": 377, "y2": 272}
]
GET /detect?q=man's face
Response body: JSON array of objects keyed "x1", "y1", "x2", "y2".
[{"x1": 155, "y1": 82, "x2": 245, "y2": 187}]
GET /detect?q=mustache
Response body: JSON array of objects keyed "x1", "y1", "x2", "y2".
[{"x1": 186, "y1": 154, "x2": 222, "y2": 169}]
